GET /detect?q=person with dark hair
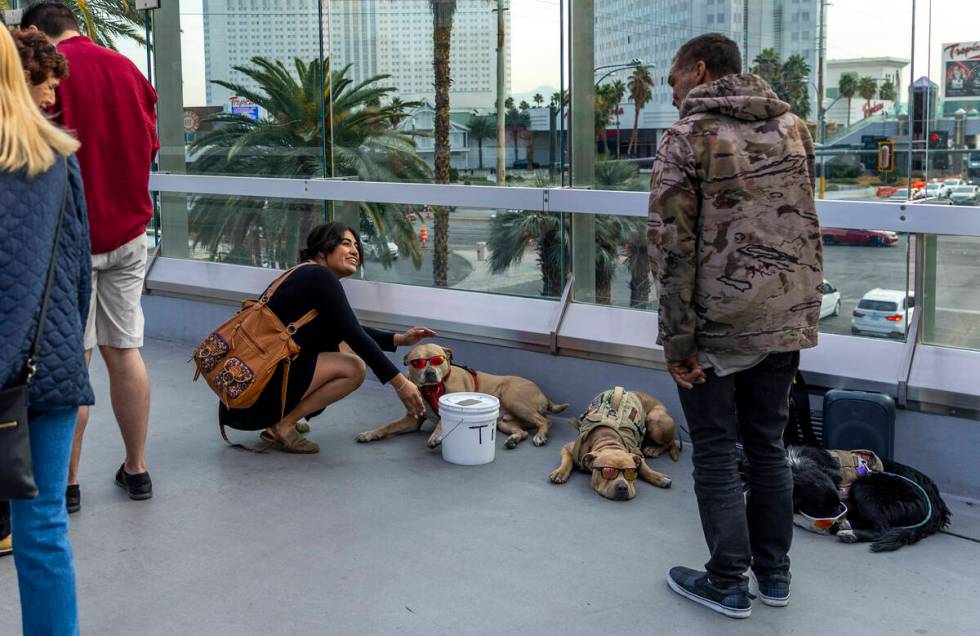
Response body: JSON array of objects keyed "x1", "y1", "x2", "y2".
[
  {"x1": 649, "y1": 33, "x2": 822, "y2": 618},
  {"x1": 12, "y1": 29, "x2": 69, "y2": 110},
  {"x1": 218, "y1": 222, "x2": 433, "y2": 452},
  {"x1": 22, "y1": 1, "x2": 160, "y2": 513}
]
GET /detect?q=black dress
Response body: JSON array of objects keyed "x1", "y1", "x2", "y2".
[{"x1": 219, "y1": 264, "x2": 399, "y2": 430}]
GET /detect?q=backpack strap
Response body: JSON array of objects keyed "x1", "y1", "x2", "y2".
[
  {"x1": 219, "y1": 422, "x2": 274, "y2": 453},
  {"x1": 259, "y1": 262, "x2": 317, "y2": 304},
  {"x1": 288, "y1": 309, "x2": 319, "y2": 333}
]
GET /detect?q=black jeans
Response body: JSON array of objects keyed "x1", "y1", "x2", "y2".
[{"x1": 677, "y1": 351, "x2": 798, "y2": 589}]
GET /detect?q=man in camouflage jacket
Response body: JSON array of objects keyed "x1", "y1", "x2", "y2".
[{"x1": 652, "y1": 34, "x2": 823, "y2": 619}]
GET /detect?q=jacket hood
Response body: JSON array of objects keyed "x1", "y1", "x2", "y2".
[{"x1": 680, "y1": 74, "x2": 790, "y2": 121}]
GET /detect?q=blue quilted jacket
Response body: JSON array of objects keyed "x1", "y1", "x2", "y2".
[{"x1": 0, "y1": 155, "x2": 95, "y2": 408}]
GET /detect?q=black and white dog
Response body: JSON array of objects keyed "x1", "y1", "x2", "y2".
[{"x1": 784, "y1": 446, "x2": 951, "y2": 551}]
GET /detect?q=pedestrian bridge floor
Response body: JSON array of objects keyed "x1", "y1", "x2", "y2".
[{"x1": 1, "y1": 338, "x2": 978, "y2": 634}]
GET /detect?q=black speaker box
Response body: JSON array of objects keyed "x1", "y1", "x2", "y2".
[{"x1": 822, "y1": 390, "x2": 895, "y2": 460}]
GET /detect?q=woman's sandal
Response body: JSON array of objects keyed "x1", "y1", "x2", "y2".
[{"x1": 261, "y1": 427, "x2": 320, "y2": 454}]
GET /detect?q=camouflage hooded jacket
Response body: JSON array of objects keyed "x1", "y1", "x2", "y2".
[{"x1": 647, "y1": 74, "x2": 823, "y2": 362}]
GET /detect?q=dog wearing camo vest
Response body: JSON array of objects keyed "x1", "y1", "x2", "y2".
[{"x1": 549, "y1": 388, "x2": 679, "y2": 500}]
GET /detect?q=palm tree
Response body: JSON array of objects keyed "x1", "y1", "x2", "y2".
[
  {"x1": 188, "y1": 56, "x2": 431, "y2": 269},
  {"x1": 533, "y1": 93, "x2": 544, "y2": 108},
  {"x1": 507, "y1": 106, "x2": 530, "y2": 165},
  {"x1": 1, "y1": 0, "x2": 143, "y2": 48},
  {"x1": 838, "y1": 73, "x2": 858, "y2": 127},
  {"x1": 486, "y1": 210, "x2": 624, "y2": 302},
  {"x1": 609, "y1": 79, "x2": 626, "y2": 158},
  {"x1": 781, "y1": 54, "x2": 811, "y2": 120},
  {"x1": 428, "y1": 0, "x2": 459, "y2": 287},
  {"x1": 595, "y1": 83, "x2": 616, "y2": 157},
  {"x1": 487, "y1": 171, "x2": 625, "y2": 302},
  {"x1": 879, "y1": 79, "x2": 897, "y2": 103},
  {"x1": 752, "y1": 48, "x2": 783, "y2": 95},
  {"x1": 487, "y1": 210, "x2": 567, "y2": 297},
  {"x1": 858, "y1": 76, "x2": 878, "y2": 118},
  {"x1": 67, "y1": 0, "x2": 145, "y2": 49},
  {"x1": 427, "y1": 0, "x2": 493, "y2": 286},
  {"x1": 467, "y1": 114, "x2": 495, "y2": 170},
  {"x1": 627, "y1": 66, "x2": 653, "y2": 156},
  {"x1": 595, "y1": 160, "x2": 650, "y2": 307}
]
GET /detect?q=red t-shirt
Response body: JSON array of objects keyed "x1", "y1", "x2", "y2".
[{"x1": 56, "y1": 36, "x2": 160, "y2": 255}]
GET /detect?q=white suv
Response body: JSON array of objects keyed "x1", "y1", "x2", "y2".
[{"x1": 851, "y1": 288, "x2": 914, "y2": 338}]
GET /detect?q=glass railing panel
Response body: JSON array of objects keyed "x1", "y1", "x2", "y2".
[{"x1": 921, "y1": 235, "x2": 980, "y2": 351}]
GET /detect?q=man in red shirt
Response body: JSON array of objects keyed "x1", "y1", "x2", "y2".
[{"x1": 23, "y1": 3, "x2": 159, "y2": 511}]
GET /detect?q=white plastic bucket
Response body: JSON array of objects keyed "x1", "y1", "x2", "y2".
[{"x1": 438, "y1": 392, "x2": 500, "y2": 465}]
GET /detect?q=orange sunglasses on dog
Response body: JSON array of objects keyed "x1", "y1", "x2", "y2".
[{"x1": 409, "y1": 355, "x2": 446, "y2": 369}]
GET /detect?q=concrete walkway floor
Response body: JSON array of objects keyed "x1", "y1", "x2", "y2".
[{"x1": 2, "y1": 338, "x2": 978, "y2": 635}]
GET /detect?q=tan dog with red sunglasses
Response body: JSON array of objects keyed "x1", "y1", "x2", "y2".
[
  {"x1": 549, "y1": 388, "x2": 678, "y2": 500},
  {"x1": 356, "y1": 343, "x2": 568, "y2": 449}
]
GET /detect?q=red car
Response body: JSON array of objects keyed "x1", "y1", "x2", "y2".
[{"x1": 821, "y1": 228, "x2": 899, "y2": 247}]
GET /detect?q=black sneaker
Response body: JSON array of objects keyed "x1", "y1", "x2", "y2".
[
  {"x1": 753, "y1": 573, "x2": 791, "y2": 607},
  {"x1": 666, "y1": 566, "x2": 752, "y2": 619},
  {"x1": 66, "y1": 484, "x2": 81, "y2": 514},
  {"x1": 114, "y1": 464, "x2": 152, "y2": 500}
]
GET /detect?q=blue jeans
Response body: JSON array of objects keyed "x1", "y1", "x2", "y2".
[
  {"x1": 10, "y1": 407, "x2": 79, "y2": 636},
  {"x1": 677, "y1": 352, "x2": 798, "y2": 589}
]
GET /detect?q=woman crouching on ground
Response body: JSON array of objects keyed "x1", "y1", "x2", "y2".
[{"x1": 218, "y1": 222, "x2": 432, "y2": 452}]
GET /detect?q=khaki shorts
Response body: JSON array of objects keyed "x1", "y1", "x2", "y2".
[{"x1": 84, "y1": 235, "x2": 147, "y2": 350}]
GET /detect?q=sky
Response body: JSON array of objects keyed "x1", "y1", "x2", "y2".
[{"x1": 117, "y1": 0, "x2": 980, "y2": 107}]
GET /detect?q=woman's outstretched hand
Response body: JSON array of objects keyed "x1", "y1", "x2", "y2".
[
  {"x1": 395, "y1": 327, "x2": 438, "y2": 347},
  {"x1": 391, "y1": 373, "x2": 425, "y2": 418}
]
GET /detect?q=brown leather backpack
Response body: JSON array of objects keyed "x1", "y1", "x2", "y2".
[{"x1": 192, "y1": 263, "x2": 318, "y2": 427}]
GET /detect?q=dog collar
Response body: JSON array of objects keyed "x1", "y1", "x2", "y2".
[{"x1": 418, "y1": 367, "x2": 479, "y2": 416}]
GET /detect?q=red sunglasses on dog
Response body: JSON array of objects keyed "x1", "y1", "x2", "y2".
[
  {"x1": 409, "y1": 355, "x2": 446, "y2": 369},
  {"x1": 597, "y1": 466, "x2": 638, "y2": 481}
]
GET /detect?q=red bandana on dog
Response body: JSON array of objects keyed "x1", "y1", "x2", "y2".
[{"x1": 418, "y1": 367, "x2": 479, "y2": 415}]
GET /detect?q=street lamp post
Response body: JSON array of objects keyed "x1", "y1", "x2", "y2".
[{"x1": 594, "y1": 61, "x2": 654, "y2": 88}]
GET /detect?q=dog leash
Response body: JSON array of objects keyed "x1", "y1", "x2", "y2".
[{"x1": 877, "y1": 471, "x2": 934, "y2": 531}]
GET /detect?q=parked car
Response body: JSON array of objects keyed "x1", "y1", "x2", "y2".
[
  {"x1": 876, "y1": 185, "x2": 898, "y2": 198},
  {"x1": 923, "y1": 182, "x2": 952, "y2": 200},
  {"x1": 851, "y1": 288, "x2": 913, "y2": 338},
  {"x1": 820, "y1": 279, "x2": 841, "y2": 319},
  {"x1": 949, "y1": 185, "x2": 979, "y2": 206},
  {"x1": 363, "y1": 239, "x2": 400, "y2": 261},
  {"x1": 885, "y1": 188, "x2": 929, "y2": 203},
  {"x1": 512, "y1": 159, "x2": 529, "y2": 169},
  {"x1": 943, "y1": 178, "x2": 964, "y2": 188},
  {"x1": 821, "y1": 227, "x2": 899, "y2": 247}
]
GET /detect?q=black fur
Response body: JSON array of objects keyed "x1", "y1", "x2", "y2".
[
  {"x1": 846, "y1": 460, "x2": 952, "y2": 552},
  {"x1": 782, "y1": 446, "x2": 952, "y2": 551},
  {"x1": 785, "y1": 446, "x2": 842, "y2": 518}
]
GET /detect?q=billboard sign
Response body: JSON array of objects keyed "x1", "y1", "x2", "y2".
[
  {"x1": 231, "y1": 105, "x2": 259, "y2": 122},
  {"x1": 943, "y1": 42, "x2": 980, "y2": 99},
  {"x1": 229, "y1": 96, "x2": 260, "y2": 122}
]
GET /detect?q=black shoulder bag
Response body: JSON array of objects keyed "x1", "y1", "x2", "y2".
[{"x1": 0, "y1": 159, "x2": 69, "y2": 500}]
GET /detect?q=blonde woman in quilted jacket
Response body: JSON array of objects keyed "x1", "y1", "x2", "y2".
[{"x1": 0, "y1": 25, "x2": 92, "y2": 636}]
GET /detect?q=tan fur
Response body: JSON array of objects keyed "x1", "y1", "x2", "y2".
[
  {"x1": 356, "y1": 343, "x2": 568, "y2": 449},
  {"x1": 549, "y1": 390, "x2": 678, "y2": 500}
]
